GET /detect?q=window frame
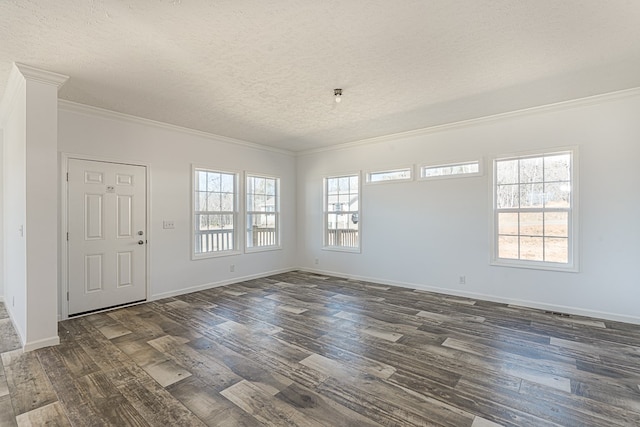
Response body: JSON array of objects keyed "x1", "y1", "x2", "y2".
[
  {"x1": 323, "y1": 172, "x2": 361, "y2": 253},
  {"x1": 490, "y1": 148, "x2": 579, "y2": 272},
  {"x1": 365, "y1": 166, "x2": 413, "y2": 184},
  {"x1": 419, "y1": 159, "x2": 482, "y2": 181},
  {"x1": 191, "y1": 165, "x2": 242, "y2": 260},
  {"x1": 244, "y1": 172, "x2": 281, "y2": 253}
]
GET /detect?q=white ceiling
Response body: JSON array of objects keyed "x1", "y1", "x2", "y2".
[{"x1": 2, "y1": 1, "x2": 640, "y2": 152}]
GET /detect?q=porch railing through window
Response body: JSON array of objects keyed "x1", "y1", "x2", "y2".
[
  {"x1": 195, "y1": 229, "x2": 234, "y2": 253},
  {"x1": 327, "y1": 229, "x2": 358, "y2": 247}
]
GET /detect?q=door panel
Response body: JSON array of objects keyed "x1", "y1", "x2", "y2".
[{"x1": 68, "y1": 159, "x2": 147, "y2": 315}]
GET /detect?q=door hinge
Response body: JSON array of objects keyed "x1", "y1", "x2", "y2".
[
  {"x1": 66, "y1": 291, "x2": 69, "y2": 301},
  {"x1": 66, "y1": 172, "x2": 69, "y2": 182},
  {"x1": 67, "y1": 232, "x2": 69, "y2": 241}
]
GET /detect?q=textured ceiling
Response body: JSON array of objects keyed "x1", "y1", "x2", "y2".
[{"x1": 2, "y1": 1, "x2": 640, "y2": 152}]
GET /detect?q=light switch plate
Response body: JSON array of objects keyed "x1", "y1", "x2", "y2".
[{"x1": 163, "y1": 220, "x2": 175, "y2": 229}]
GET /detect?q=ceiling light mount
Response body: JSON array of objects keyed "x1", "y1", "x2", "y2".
[{"x1": 334, "y1": 88, "x2": 342, "y2": 103}]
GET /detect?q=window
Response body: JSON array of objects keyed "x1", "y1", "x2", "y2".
[
  {"x1": 324, "y1": 174, "x2": 360, "y2": 251},
  {"x1": 193, "y1": 168, "x2": 238, "y2": 257},
  {"x1": 420, "y1": 161, "x2": 481, "y2": 179},
  {"x1": 246, "y1": 174, "x2": 280, "y2": 250},
  {"x1": 493, "y1": 150, "x2": 576, "y2": 270},
  {"x1": 366, "y1": 167, "x2": 412, "y2": 183}
]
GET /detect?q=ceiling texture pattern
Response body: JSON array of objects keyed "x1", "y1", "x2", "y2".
[{"x1": 2, "y1": 0, "x2": 640, "y2": 151}]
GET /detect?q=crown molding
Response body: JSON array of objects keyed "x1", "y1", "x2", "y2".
[
  {"x1": 1, "y1": 63, "x2": 69, "y2": 124},
  {"x1": 297, "y1": 86, "x2": 640, "y2": 156},
  {"x1": 58, "y1": 99, "x2": 295, "y2": 156},
  {"x1": 14, "y1": 63, "x2": 69, "y2": 87}
]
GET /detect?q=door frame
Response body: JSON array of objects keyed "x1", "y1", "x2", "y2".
[{"x1": 60, "y1": 153, "x2": 151, "y2": 320}]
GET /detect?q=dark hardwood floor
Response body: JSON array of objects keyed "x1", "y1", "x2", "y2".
[{"x1": 1, "y1": 271, "x2": 640, "y2": 426}]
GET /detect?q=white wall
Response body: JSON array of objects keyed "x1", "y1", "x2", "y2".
[
  {"x1": 297, "y1": 91, "x2": 640, "y2": 324},
  {"x1": 2, "y1": 79, "x2": 27, "y2": 340},
  {"x1": 58, "y1": 105, "x2": 297, "y2": 315}
]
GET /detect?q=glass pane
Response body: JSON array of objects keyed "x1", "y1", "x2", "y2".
[
  {"x1": 264, "y1": 195, "x2": 276, "y2": 211},
  {"x1": 208, "y1": 173, "x2": 221, "y2": 192},
  {"x1": 338, "y1": 195, "x2": 350, "y2": 210},
  {"x1": 498, "y1": 213, "x2": 518, "y2": 235},
  {"x1": 327, "y1": 195, "x2": 339, "y2": 211},
  {"x1": 326, "y1": 213, "x2": 338, "y2": 231},
  {"x1": 221, "y1": 173, "x2": 234, "y2": 193},
  {"x1": 208, "y1": 193, "x2": 221, "y2": 211},
  {"x1": 496, "y1": 159, "x2": 519, "y2": 184},
  {"x1": 544, "y1": 154, "x2": 570, "y2": 182},
  {"x1": 196, "y1": 171, "x2": 208, "y2": 192},
  {"x1": 349, "y1": 195, "x2": 359, "y2": 212},
  {"x1": 545, "y1": 212, "x2": 568, "y2": 237},
  {"x1": 545, "y1": 237, "x2": 568, "y2": 263},
  {"x1": 254, "y1": 195, "x2": 266, "y2": 211},
  {"x1": 520, "y1": 157, "x2": 543, "y2": 183},
  {"x1": 370, "y1": 169, "x2": 411, "y2": 182},
  {"x1": 544, "y1": 182, "x2": 570, "y2": 208},
  {"x1": 247, "y1": 194, "x2": 254, "y2": 212},
  {"x1": 520, "y1": 212, "x2": 543, "y2": 236},
  {"x1": 520, "y1": 236, "x2": 543, "y2": 261},
  {"x1": 196, "y1": 192, "x2": 208, "y2": 211},
  {"x1": 221, "y1": 214, "x2": 234, "y2": 228},
  {"x1": 246, "y1": 176, "x2": 255, "y2": 194},
  {"x1": 350, "y1": 176, "x2": 359, "y2": 190},
  {"x1": 266, "y1": 178, "x2": 276, "y2": 196},
  {"x1": 221, "y1": 193, "x2": 234, "y2": 211},
  {"x1": 253, "y1": 177, "x2": 266, "y2": 194},
  {"x1": 498, "y1": 236, "x2": 518, "y2": 259},
  {"x1": 338, "y1": 177, "x2": 350, "y2": 192},
  {"x1": 520, "y1": 184, "x2": 544, "y2": 208},
  {"x1": 327, "y1": 178, "x2": 338, "y2": 194},
  {"x1": 496, "y1": 184, "x2": 519, "y2": 208}
]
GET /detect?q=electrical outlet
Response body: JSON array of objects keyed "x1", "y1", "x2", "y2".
[
  {"x1": 230, "y1": 264, "x2": 235, "y2": 272},
  {"x1": 314, "y1": 258, "x2": 319, "y2": 265},
  {"x1": 459, "y1": 276, "x2": 466, "y2": 285},
  {"x1": 12, "y1": 296, "x2": 15, "y2": 307},
  {"x1": 163, "y1": 220, "x2": 175, "y2": 229}
]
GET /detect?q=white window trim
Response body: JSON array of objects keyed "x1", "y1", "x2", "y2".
[
  {"x1": 244, "y1": 171, "x2": 282, "y2": 253},
  {"x1": 489, "y1": 147, "x2": 579, "y2": 272},
  {"x1": 323, "y1": 171, "x2": 362, "y2": 253},
  {"x1": 365, "y1": 165, "x2": 414, "y2": 185},
  {"x1": 418, "y1": 159, "x2": 483, "y2": 181},
  {"x1": 191, "y1": 164, "x2": 242, "y2": 260}
]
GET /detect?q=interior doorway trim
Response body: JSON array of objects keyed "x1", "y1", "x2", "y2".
[{"x1": 60, "y1": 152, "x2": 151, "y2": 321}]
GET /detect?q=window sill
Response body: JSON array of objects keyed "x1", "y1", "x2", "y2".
[
  {"x1": 245, "y1": 246, "x2": 282, "y2": 254},
  {"x1": 491, "y1": 258, "x2": 578, "y2": 273},
  {"x1": 322, "y1": 246, "x2": 361, "y2": 254},
  {"x1": 192, "y1": 250, "x2": 242, "y2": 261}
]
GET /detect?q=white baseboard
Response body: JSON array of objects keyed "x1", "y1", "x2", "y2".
[
  {"x1": 298, "y1": 267, "x2": 640, "y2": 325},
  {"x1": 23, "y1": 335, "x2": 61, "y2": 352},
  {"x1": 150, "y1": 267, "x2": 296, "y2": 301}
]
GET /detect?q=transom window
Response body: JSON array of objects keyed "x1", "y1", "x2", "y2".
[
  {"x1": 420, "y1": 161, "x2": 481, "y2": 179},
  {"x1": 246, "y1": 174, "x2": 280, "y2": 250},
  {"x1": 324, "y1": 174, "x2": 360, "y2": 251},
  {"x1": 366, "y1": 167, "x2": 412, "y2": 183},
  {"x1": 193, "y1": 168, "x2": 238, "y2": 257},
  {"x1": 493, "y1": 150, "x2": 576, "y2": 270}
]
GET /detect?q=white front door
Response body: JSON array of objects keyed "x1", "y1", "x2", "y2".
[{"x1": 67, "y1": 159, "x2": 147, "y2": 316}]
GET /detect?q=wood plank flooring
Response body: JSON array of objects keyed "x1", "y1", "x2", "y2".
[{"x1": 1, "y1": 270, "x2": 640, "y2": 426}]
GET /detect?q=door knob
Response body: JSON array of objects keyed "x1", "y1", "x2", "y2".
[
  {"x1": 138, "y1": 240, "x2": 144, "y2": 245},
  {"x1": 138, "y1": 231, "x2": 144, "y2": 235}
]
